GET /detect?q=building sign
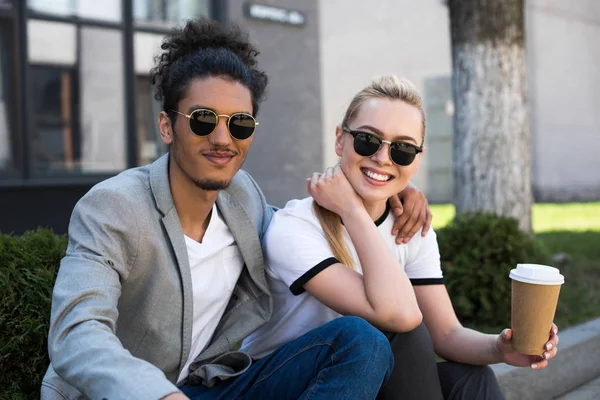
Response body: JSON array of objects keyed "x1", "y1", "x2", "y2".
[{"x1": 244, "y1": 3, "x2": 306, "y2": 27}]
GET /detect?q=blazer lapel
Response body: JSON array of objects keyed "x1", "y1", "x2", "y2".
[
  {"x1": 149, "y1": 154, "x2": 194, "y2": 375},
  {"x1": 216, "y1": 191, "x2": 269, "y2": 296}
]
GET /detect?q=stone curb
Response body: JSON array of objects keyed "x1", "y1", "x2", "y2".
[{"x1": 491, "y1": 317, "x2": 600, "y2": 399}]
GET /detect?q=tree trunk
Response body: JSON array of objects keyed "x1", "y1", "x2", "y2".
[{"x1": 448, "y1": 0, "x2": 532, "y2": 231}]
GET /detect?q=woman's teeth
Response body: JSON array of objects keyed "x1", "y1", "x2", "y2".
[{"x1": 363, "y1": 169, "x2": 391, "y2": 182}]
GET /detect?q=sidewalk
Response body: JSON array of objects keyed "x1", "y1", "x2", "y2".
[
  {"x1": 491, "y1": 317, "x2": 600, "y2": 400},
  {"x1": 556, "y1": 377, "x2": 600, "y2": 400}
]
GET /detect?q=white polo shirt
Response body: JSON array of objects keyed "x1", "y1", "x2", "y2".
[
  {"x1": 177, "y1": 204, "x2": 244, "y2": 383},
  {"x1": 241, "y1": 196, "x2": 444, "y2": 359}
]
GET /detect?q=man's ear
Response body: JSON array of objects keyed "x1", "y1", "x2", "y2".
[
  {"x1": 158, "y1": 111, "x2": 174, "y2": 145},
  {"x1": 334, "y1": 126, "x2": 344, "y2": 157}
]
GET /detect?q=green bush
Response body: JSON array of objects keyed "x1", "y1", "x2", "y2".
[
  {"x1": 437, "y1": 213, "x2": 550, "y2": 330},
  {"x1": 0, "y1": 228, "x2": 67, "y2": 400}
]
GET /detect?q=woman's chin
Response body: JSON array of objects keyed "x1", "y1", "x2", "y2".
[
  {"x1": 356, "y1": 188, "x2": 394, "y2": 205},
  {"x1": 357, "y1": 181, "x2": 403, "y2": 202}
]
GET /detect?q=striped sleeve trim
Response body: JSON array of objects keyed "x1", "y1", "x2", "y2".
[
  {"x1": 410, "y1": 278, "x2": 444, "y2": 286},
  {"x1": 290, "y1": 257, "x2": 340, "y2": 295}
]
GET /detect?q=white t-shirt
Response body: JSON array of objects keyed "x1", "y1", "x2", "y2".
[
  {"x1": 241, "y1": 197, "x2": 444, "y2": 359},
  {"x1": 177, "y1": 204, "x2": 244, "y2": 383}
]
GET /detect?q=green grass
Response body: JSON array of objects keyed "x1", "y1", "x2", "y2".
[
  {"x1": 430, "y1": 204, "x2": 456, "y2": 230},
  {"x1": 430, "y1": 202, "x2": 600, "y2": 233},
  {"x1": 431, "y1": 202, "x2": 600, "y2": 329}
]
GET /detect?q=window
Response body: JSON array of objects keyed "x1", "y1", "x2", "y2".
[
  {"x1": 27, "y1": 0, "x2": 75, "y2": 17},
  {"x1": 27, "y1": 22, "x2": 126, "y2": 176},
  {"x1": 77, "y1": 0, "x2": 121, "y2": 22},
  {"x1": 29, "y1": 65, "x2": 79, "y2": 174},
  {"x1": 0, "y1": 18, "x2": 17, "y2": 177},
  {"x1": 78, "y1": 27, "x2": 126, "y2": 173},
  {"x1": 134, "y1": 0, "x2": 211, "y2": 28},
  {"x1": 27, "y1": 20, "x2": 76, "y2": 65},
  {"x1": 136, "y1": 76, "x2": 164, "y2": 165},
  {"x1": 5, "y1": 1, "x2": 217, "y2": 183},
  {"x1": 134, "y1": 32, "x2": 165, "y2": 165},
  {"x1": 0, "y1": 0, "x2": 16, "y2": 12},
  {"x1": 27, "y1": 0, "x2": 122, "y2": 22}
]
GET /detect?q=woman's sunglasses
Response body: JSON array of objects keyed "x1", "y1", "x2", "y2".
[
  {"x1": 170, "y1": 108, "x2": 258, "y2": 140},
  {"x1": 342, "y1": 127, "x2": 423, "y2": 166}
]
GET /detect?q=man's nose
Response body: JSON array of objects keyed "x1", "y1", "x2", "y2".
[{"x1": 208, "y1": 117, "x2": 232, "y2": 146}]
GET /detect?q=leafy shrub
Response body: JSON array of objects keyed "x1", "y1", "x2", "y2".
[
  {"x1": 0, "y1": 228, "x2": 67, "y2": 400},
  {"x1": 437, "y1": 213, "x2": 550, "y2": 330}
]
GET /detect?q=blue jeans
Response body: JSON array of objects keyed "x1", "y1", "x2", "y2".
[{"x1": 180, "y1": 316, "x2": 394, "y2": 399}]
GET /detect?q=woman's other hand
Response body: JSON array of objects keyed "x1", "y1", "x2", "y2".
[{"x1": 495, "y1": 323, "x2": 559, "y2": 370}]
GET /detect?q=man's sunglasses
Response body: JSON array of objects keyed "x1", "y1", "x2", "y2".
[
  {"x1": 170, "y1": 108, "x2": 258, "y2": 140},
  {"x1": 342, "y1": 127, "x2": 423, "y2": 166}
]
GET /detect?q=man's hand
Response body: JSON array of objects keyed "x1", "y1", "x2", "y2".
[
  {"x1": 389, "y1": 187, "x2": 432, "y2": 244},
  {"x1": 161, "y1": 392, "x2": 190, "y2": 400}
]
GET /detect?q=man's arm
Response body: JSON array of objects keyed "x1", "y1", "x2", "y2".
[{"x1": 48, "y1": 188, "x2": 181, "y2": 400}]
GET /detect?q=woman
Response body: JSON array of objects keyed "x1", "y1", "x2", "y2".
[{"x1": 241, "y1": 76, "x2": 558, "y2": 399}]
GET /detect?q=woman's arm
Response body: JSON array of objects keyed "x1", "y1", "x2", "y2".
[
  {"x1": 303, "y1": 166, "x2": 422, "y2": 332},
  {"x1": 415, "y1": 285, "x2": 559, "y2": 369},
  {"x1": 414, "y1": 285, "x2": 501, "y2": 364}
]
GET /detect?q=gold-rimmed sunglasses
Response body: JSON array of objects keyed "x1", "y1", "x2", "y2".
[{"x1": 170, "y1": 108, "x2": 258, "y2": 140}]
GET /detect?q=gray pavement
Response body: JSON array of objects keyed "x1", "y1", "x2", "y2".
[{"x1": 555, "y1": 377, "x2": 600, "y2": 400}]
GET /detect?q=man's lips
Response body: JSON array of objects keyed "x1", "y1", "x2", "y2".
[{"x1": 202, "y1": 151, "x2": 237, "y2": 166}]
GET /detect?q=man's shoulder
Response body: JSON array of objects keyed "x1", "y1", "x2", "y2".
[
  {"x1": 92, "y1": 165, "x2": 151, "y2": 195},
  {"x1": 75, "y1": 165, "x2": 153, "y2": 215},
  {"x1": 75, "y1": 165, "x2": 151, "y2": 207}
]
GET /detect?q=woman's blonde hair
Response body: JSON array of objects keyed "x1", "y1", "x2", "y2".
[{"x1": 313, "y1": 75, "x2": 425, "y2": 268}]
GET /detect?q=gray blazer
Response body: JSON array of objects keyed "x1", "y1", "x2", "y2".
[{"x1": 41, "y1": 154, "x2": 273, "y2": 400}]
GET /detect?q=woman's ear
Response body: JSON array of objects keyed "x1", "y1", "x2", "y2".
[
  {"x1": 158, "y1": 111, "x2": 174, "y2": 145},
  {"x1": 335, "y1": 126, "x2": 344, "y2": 157}
]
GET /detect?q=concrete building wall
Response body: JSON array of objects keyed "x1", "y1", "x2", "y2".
[
  {"x1": 227, "y1": 0, "x2": 323, "y2": 207},
  {"x1": 527, "y1": 0, "x2": 600, "y2": 201},
  {"x1": 319, "y1": 0, "x2": 453, "y2": 202},
  {"x1": 319, "y1": 0, "x2": 600, "y2": 203}
]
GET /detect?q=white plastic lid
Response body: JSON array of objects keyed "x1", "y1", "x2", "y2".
[{"x1": 509, "y1": 264, "x2": 564, "y2": 285}]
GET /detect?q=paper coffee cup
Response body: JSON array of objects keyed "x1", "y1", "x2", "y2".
[{"x1": 509, "y1": 264, "x2": 564, "y2": 355}]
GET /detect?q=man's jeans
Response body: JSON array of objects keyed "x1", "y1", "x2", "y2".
[{"x1": 180, "y1": 316, "x2": 394, "y2": 399}]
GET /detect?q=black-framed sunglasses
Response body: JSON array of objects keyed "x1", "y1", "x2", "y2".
[
  {"x1": 342, "y1": 126, "x2": 423, "y2": 166},
  {"x1": 170, "y1": 108, "x2": 258, "y2": 140}
]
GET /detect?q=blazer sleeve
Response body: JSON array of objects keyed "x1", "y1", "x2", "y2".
[{"x1": 47, "y1": 187, "x2": 179, "y2": 400}]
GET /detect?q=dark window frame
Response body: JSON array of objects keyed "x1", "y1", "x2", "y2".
[{"x1": 0, "y1": 8, "x2": 21, "y2": 180}]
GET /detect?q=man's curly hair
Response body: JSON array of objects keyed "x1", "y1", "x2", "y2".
[{"x1": 150, "y1": 18, "x2": 268, "y2": 117}]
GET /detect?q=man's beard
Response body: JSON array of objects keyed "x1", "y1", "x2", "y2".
[{"x1": 193, "y1": 178, "x2": 230, "y2": 191}]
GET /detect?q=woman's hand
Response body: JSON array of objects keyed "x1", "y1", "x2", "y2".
[
  {"x1": 308, "y1": 165, "x2": 363, "y2": 218},
  {"x1": 495, "y1": 324, "x2": 559, "y2": 370}
]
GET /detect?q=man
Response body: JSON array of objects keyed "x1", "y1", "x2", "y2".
[{"x1": 41, "y1": 19, "x2": 431, "y2": 400}]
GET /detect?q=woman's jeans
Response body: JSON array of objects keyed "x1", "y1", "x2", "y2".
[{"x1": 180, "y1": 316, "x2": 394, "y2": 400}]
